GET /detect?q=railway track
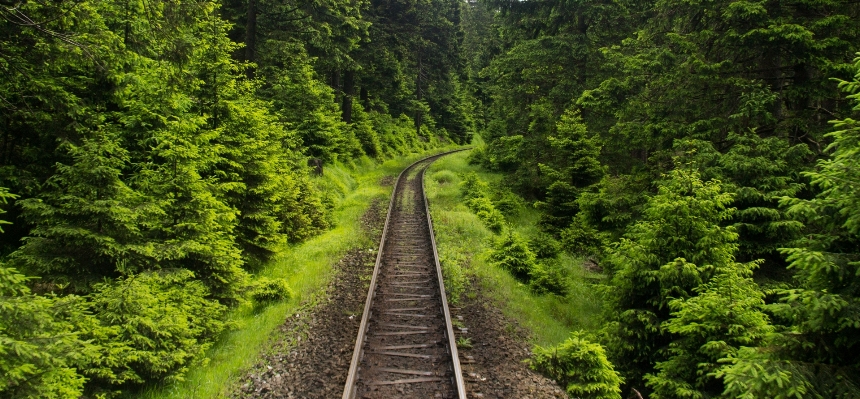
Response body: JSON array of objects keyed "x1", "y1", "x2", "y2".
[{"x1": 342, "y1": 150, "x2": 468, "y2": 399}]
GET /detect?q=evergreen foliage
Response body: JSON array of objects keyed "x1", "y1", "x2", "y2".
[
  {"x1": 531, "y1": 331, "x2": 623, "y2": 399},
  {"x1": 488, "y1": 230, "x2": 536, "y2": 282},
  {"x1": 0, "y1": 0, "x2": 460, "y2": 392},
  {"x1": 716, "y1": 55, "x2": 860, "y2": 398},
  {"x1": 646, "y1": 260, "x2": 771, "y2": 398},
  {"x1": 85, "y1": 270, "x2": 228, "y2": 386},
  {"x1": 0, "y1": 264, "x2": 94, "y2": 398},
  {"x1": 460, "y1": 172, "x2": 505, "y2": 233},
  {"x1": 603, "y1": 168, "x2": 740, "y2": 391},
  {"x1": 249, "y1": 277, "x2": 293, "y2": 305},
  {"x1": 0, "y1": 189, "x2": 95, "y2": 398},
  {"x1": 535, "y1": 108, "x2": 605, "y2": 232}
]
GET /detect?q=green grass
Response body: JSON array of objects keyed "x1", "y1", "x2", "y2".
[
  {"x1": 135, "y1": 148, "x2": 460, "y2": 399},
  {"x1": 426, "y1": 150, "x2": 604, "y2": 347}
]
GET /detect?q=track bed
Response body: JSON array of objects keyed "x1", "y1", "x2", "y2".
[{"x1": 343, "y1": 152, "x2": 467, "y2": 399}]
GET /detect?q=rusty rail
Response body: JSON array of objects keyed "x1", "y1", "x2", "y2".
[{"x1": 342, "y1": 149, "x2": 468, "y2": 399}]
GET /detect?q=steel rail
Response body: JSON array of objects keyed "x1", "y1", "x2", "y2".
[{"x1": 342, "y1": 148, "x2": 468, "y2": 399}]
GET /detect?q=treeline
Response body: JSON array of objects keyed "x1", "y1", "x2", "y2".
[
  {"x1": 465, "y1": 0, "x2": 860, "y2": 397},
  {"x1": 0, "y1": 0, "x2": 469, "y2": 396}
]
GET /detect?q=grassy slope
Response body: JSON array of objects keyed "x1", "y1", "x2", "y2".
[
  {"x1": 425, "y1": 150, "x2": 604, "y2": 347},
  {"x1": 136, "y1": 149, "x2": 458, "y2": 399}
]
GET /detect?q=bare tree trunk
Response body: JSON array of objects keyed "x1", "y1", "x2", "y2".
[
  {"x1": 342, "y1": 69, "x2": 355, "y2": 123},
  {"x1": 244, "y1": 0, "x2": 258, "y2": 78}
]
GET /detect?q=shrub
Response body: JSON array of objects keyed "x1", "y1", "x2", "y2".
[
  {"x1": 0, "y1": 264, "x2": 95, "y2": 399},
  {"x1": 560, "y1": 217, "x2": 608, "y2": 258},
  {"x1": 492, "y1": 191, "x2": 525, "y2": 216},
  {"x1": 531, "y1": 332, "x2": 623, "y2": 399},
  {"x1": 466, "y1": 197, "x2": 505, "y2": 233},
  {"x1": 249, "y1": 277, "x2": 293, "y2": 305},
  {"x1": 467, "y1": 146, "x2": 490, "y2": 167},
  {"x1": 488, "y1": 231, "x2": 537, "y2": 281},
  {"x1": 529, "y1": 259, "x2": 568, "y2": 296},
  {"x1": 85, "y1": 269, "x2": 228, "y2": 385},
  {"x1": 529, "y1": 232, "x2": 562, "y2": 259},
  {"x1": 460, "y1": 172, "x2": 491, "y2": 201}
]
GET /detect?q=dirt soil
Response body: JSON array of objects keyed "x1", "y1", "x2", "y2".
[
  {"x1": 452, "y1": 281, "x2": 568, "y2": 399},
  {"x1": 233, "y1": 193, "x2": 567, "y2": 398}
]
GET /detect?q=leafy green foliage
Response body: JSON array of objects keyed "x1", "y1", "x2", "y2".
[
  {"x1": 646, "y1": 260, "x2": 771, "y2": 398},
  {"x1": 535, "y1": 108, "x2": 605, "y2": 232},
  {"x1": 531, "y1": 332, "x2": 623, "y2": 399},
  {"x1": 529, "y1": 232, "x2": 561, "y2": 260},
  {"x1": 0, "y1": 188, "x2": 96, "y2": 398},
  {"x1": 488, "y1": 230, "x2": 537, "y2": 282},
  {"x1": 529, "y1": 259, "x2": 569, "y2": 297},
  {"x1": 12, "y1": 134, "x2": 152, "y2": 289},
  {"x1": 0, "y1": 264, "x2": 94, "y2": 399},
  {"x1": 465, "y1": 197, "x2": 505, "y2": 233},
  {"x1": 727, "y1": 55, "x2": 860, "y2": 397},
  {"x1": 0, "y1": 0, "x2": 459, "y2": 393},
  {"x1": 460, "y1": 172, "x2": 505, "y2": 233},
  {"x1": 604, "y1": 168, "x2": 739, "y2": 391},
  {"x1": 249, "y1": 277, "x2": 293, "y2": 305},
  {"x1": 85, "y1": 270, "x2": 227, "y2": 386},
  {"x1": 673, "y1": 135, "x2": 811, "y2": 267}
]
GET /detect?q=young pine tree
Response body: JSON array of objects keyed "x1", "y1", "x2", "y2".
[
  {"x1": 12, "y1": 133, "x2": 155, "y2": 289},
  {"x1": 604, "y1": 168, "x2": 737, "y2": 393},
  {"x1": 719, "y1": 55, "x2": 860, "y2": 398},
  {"x1": 531, "y1": 331, "x2": 623, "y2": 399},
  {"x1": 536, "y1": 107, "x2": 606, "y2": 232},
  {"x1": 0, "y1": 188, "x2": 98, "y2": 398}
]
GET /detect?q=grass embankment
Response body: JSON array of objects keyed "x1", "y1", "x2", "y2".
[
  {"x1": 137, "y1": 148, "x2": 458, "y2": 399},
  {"x1": 425, "y1": 150, "x2": 604, "y2": 347}
]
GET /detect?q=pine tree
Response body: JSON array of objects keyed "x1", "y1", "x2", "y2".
[
  {"x1": 12, "y1": 133, "x2": 154, "y2": 288},
  {"x1": 536, "y1": 107, "x2": 605, "y2": 232},
  {"x1": 604, "y1": 168, "x2": 737, "y2": 393},
  {"x1": 719, "y1": 55, "x2": 860, "y2": 398},
  {"x1": 532, "y1": 332, "x2": 624, "y2": 399},
  {"x1": 0, "y1": 188, "x2": 98, "y2": 398}
]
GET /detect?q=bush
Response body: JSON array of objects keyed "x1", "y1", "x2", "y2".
[
  {"x1": 460, "y1": 172, "x2": 491, "y2": 201},
  {"x1": 466, "y1": 197, "x2": 505, "y2": 233},
  {"x1": 492, "y1": 182, "x2": 526, "y2": 216},
  {"x1": 531, "y1": 332, "x2": 623, "y2": 399},
  {"x1": 249, "y1": 277, "x2": 293, "y2": 305},
  {"x1": 529, "y1": 259, "x2": 568, "y2": 296},
  {"x1": 560, "y1": 217, "x2": 608, "y2": 258},
  {"x1": 0, "y1": 264, "x2": 95, "y2": 399},
  {"x1": 488, "y1": 231, "x2": 537, "y2": 281},
  {"x1": 529, "y1": 232, "x2": 562, "y2": 259},
  {"x1": 85, "y1": 269, "x2": 228, "y2": 385}
]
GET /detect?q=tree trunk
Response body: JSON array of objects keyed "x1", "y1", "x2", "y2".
[
  {"x1": 342, "y1": 70, "x2": 355, "y2": 123},
  {"x1": 244, "y1": 0, "x2": 258, "y2": 78},
  {"x1": 360, "y1": 87, "x2": 369, "y2": 111}
]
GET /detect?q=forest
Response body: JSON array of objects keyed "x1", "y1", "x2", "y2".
[{"x1": 2, "y1": 0, "x2": 860, "y2": 397}]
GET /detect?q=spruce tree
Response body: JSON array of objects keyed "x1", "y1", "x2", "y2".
[
  {"x1": 12, "y1": 133, "x2": 154, "y2": 288},
  {"x1": 604, "y1": 168, "x2": 737, "y2": 393}
]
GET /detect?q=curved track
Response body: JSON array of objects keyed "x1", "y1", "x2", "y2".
[{"x1": 342, "y1": 150, "x2": 468, "y2": 399}]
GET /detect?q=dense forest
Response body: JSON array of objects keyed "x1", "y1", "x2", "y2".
[
  {"x1": 0, "y1": 0, "x2": 468, "y2": 395},
  {"x1": 3, "y1": 0, "x2": 860, "y2": 397},
  {"x1": 463, "y1": 0, "x2": 860, "y2": 397}
]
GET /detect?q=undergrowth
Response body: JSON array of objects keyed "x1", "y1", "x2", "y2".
[
  {"x1": 425, "y1": 149, "x2": 604, "y2": 347},
  {"x1": 135, "y1": 148, "x2": 458, "y2": 399}
]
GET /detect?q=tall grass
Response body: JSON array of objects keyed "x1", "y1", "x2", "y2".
[
  {"x1": 426, "y1": 151, "x2": 604, "y2": 347},
  {"x1": 135, "y1": 148, "x2": 458, "y2": 399}
]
